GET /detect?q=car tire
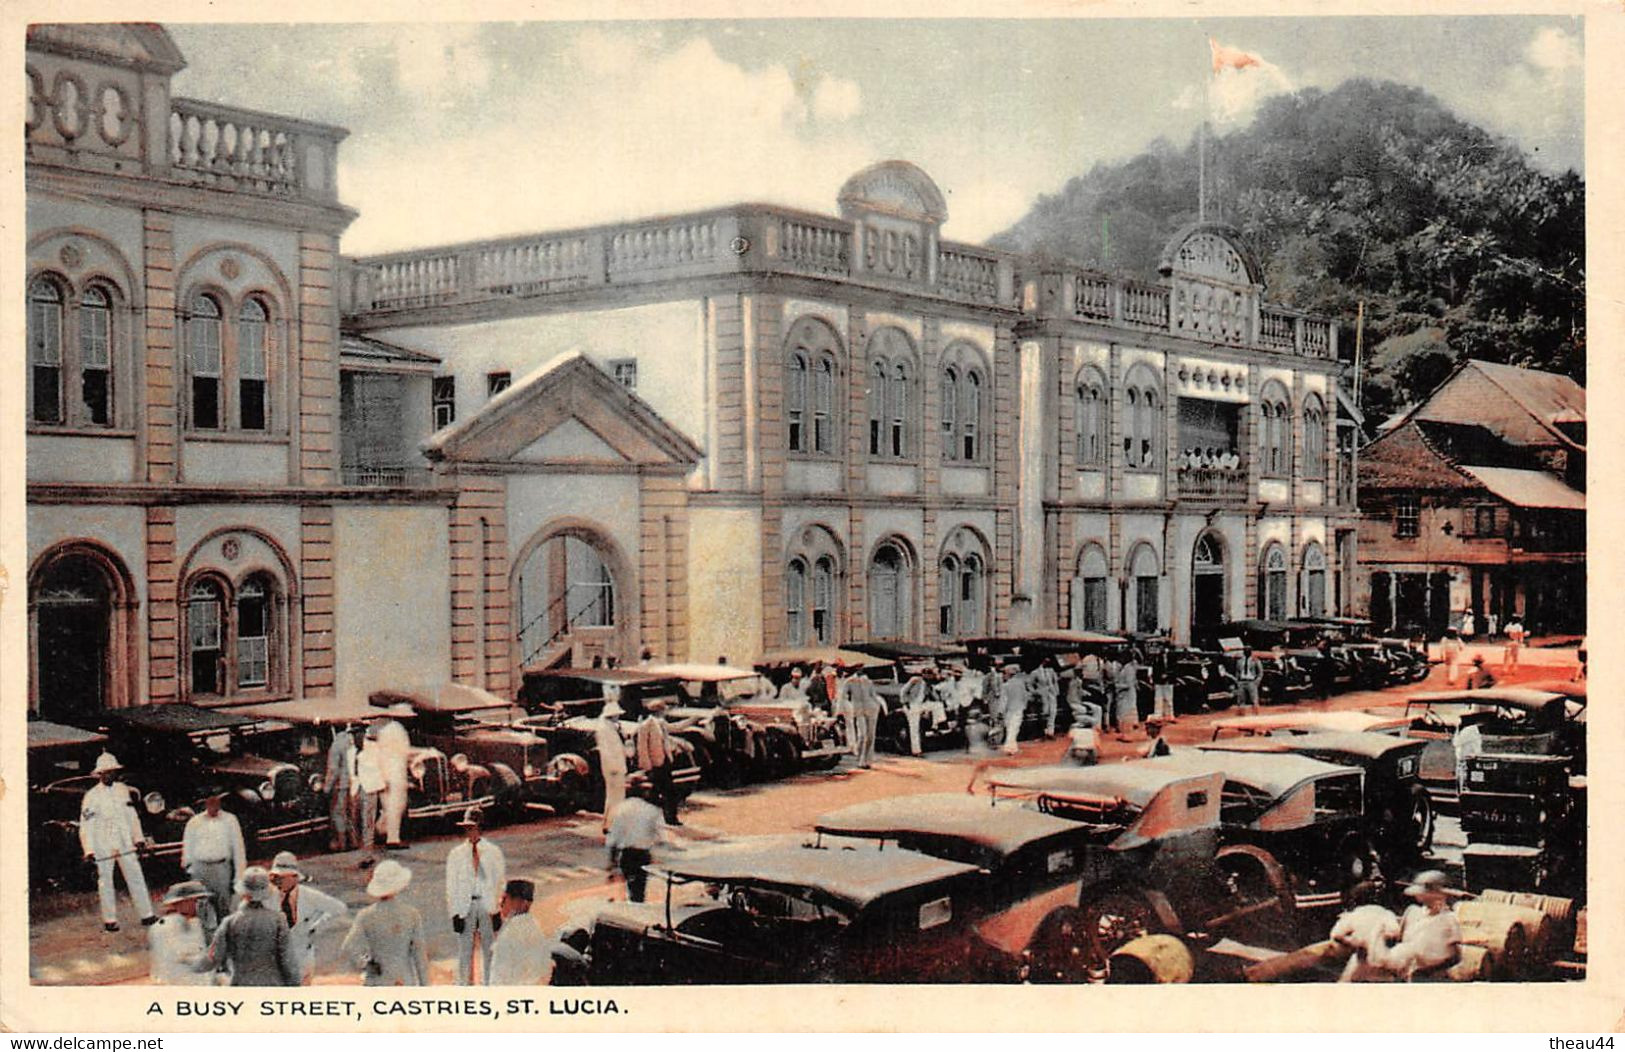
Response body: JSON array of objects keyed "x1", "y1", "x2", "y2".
[
  {"x1": 1212, "y1": 844, "x2": 1297, "y2": 948},
  {"x1": 1023, "y1": 907, "x2": 1091, "y2": 984},
  {"x1": 1076, "y1": 884, "x2": 1167, "y2": 983},
  {"x1": 1408, "y1": 785, "x2": 1435, "y2": 855}
]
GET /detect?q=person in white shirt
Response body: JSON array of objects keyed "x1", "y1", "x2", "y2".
[
  {"x1": 838, "y1": 670, "x2": 884, "y2": 767},
  {"x1": 374, "y1": 718, "x2": 413, "y2": 850},
  {"x1": 352, "y1": 725, "x2": 387, "y2": 864},
  {"x1": 148, "y1": 880, "x2": 213, "y2": 984},
  {"x1": 900, "y1": 671, "x2": 931, "y2": 756},
  {"x1": 1460, "y1": 610, "x2": 1476, "y2": 641},
  {"x1": 79, "y1": 752, "x2": 157, "y2": 931},
  {"x1": 998, "y1": 664, "x2": 1028, "y2": 754},
  {"x1": 1029, "y1": 658, "x2": 1061, "y2": 738},
  {"x1": 181, "y1": 788, "x2": 248, "y2": 940},
  {"x1": 1438, "y1": 630, "x2": 1465, "y2": 685},
  {"x1": 487, "y1": 879, "x2": 548, "y2": 985},
  {"x1": 1503, "y1": 617, "x2": 1526, "y2": 671},
  {"x1": 445, "y1": 807, "x2": 506, "y2": 985},
  {"x1": 594, "y1": 695, "x2": 629, "y2": 836},
  {"x1": 268, "y1": 851, "x2": 347, "y2": 985},
  {"x1": 1394, "y1": 870, "x2": 1463, "y2": 978},
  {"x1": 777, "y1": 667, "x2": 810, "y2": 706},
  {"x1": 1452, "y1": 720, "x2": 1485, "y2": 793},
  {"x1": 605, "y1": 787, "x2": 667, "y2": 903}
]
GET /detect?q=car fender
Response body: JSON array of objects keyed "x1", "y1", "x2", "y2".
[{"x1": 974, "y1": 881, "x2": 1082, "y2": 958}]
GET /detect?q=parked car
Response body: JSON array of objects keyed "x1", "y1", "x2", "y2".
[
  {"x1": 1163, "y1": 646, "x2": 1238, "y2": 714},
  {"x1": 835, "y1": 642, "x2": 974, "y2": 753},
  {"x1": 88, "y1": 702, "x2": 329, "y2": 862},
  {"x1": 1377, "y1": 637, "x2": 1433, "y2": 683},
  {"x1": 1200, "y1": 731, "x2": 1435, "y2": 870},
  {"x1": 369, "y1": 684, "x2": 593, "y2": 817},
  {"x1": 813, "y1": 777, "x2": 1277, "y2": 983},
  {"x1": 640, "y1": 663, "x2": 778, "y2": 786},
  {"x1": 1383, "y1": 687, "x2": 1587, "y2": 805},
  {"x1": 27, "y1": 720, "x2": 112, "y2": 888},
  {"x1": 551, "y1": 835, "x2": 994, "y2": 984},
  {"x1": 1208, "y1": 711, "x2": 1412, "y2": 741}
]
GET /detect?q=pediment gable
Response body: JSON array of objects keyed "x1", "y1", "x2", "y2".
[
  {"x1": 424, "y1": 352, "x2": 700, "y2": 470},
  {"x1": 28, "y1": 24, "x2": 187, "y2": 75}
]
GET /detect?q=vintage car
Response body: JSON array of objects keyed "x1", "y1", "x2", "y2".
[
  {"x1": 369, "y1": 684, "x2": 594, "y2": 817},
  {"x1": 512, "y1": 668, "x2": 704, "y2": 803},
  {"x1": 1383, "y1": 687, "x2": 1587, "y2": 804},
  {"x1": 963, "y1": 631, "x2": 1134, "y2": 738},
  {"x1": 810, "y1": 778, "x2": 1298, "y2": 983},
  {"x1": 27, "y1": 720, "x2": 113, "y2": 887},
  {"x1": 550, "y1": 835, "x2": 996, "y2": 984},
  {"x1": 817, "y1": 643, "x2": 977, "y2": 754},
  {"x1": 994, "y1": 750, "x2": 1375, "y2": 924},
  {"x1": 1208, "y1": 710, "x2": 1412, "y2": 741},
  {"x1": 1158, "y1": 646, "x2": 1237, "y2": 714},
  {"x1": 87, "y1": 702, "x2": 331, "y2": 861},
  {"x1": 643, "y1": 662, "x2": 831, "y2": 783},
  {"x1": 1377, "y1": 637, "x2": 1433, "y2": 683},
  {"x1": 1200, "y1": 731, "x2": 1435, "y2": 869},
  {"x1": 226, "y1": 695, "x2": 494, "y2": 832}
]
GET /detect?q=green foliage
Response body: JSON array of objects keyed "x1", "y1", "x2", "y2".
[{"x1": 989, "y1": 79, "x2": 1585, "y2": 410}]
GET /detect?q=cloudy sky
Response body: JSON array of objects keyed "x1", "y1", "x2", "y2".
[{"x1": 168, "y1": 16, "x2": 1584, "y2": 256}]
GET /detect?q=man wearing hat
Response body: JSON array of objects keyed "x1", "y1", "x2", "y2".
[
  {"x1": 487, "y1": 879, "x2": 547, "y2": 985},
  {"x1": 148, "y1": 881, "x2": 213, "y2": 984},
  {"x1": 1465, "y1": 654, "x2": 1498, "y2": 691},
  {"x1": 341, "y1": 859, "x2": 429, "y2": 986},
  {"x1": 206, "y1": 866, "x2": 297, "y2": 986},
  {"x1": 1394, "y1": 870, "x2": 1463, "y2": 979},
  {"x1": 997, "y1": 663, "x2": 1028, "y2": 755},
  {"x1": 1234, "y1": 645, "x2": 1263, "y2": 717},
  {"x1": 352, "y1": 723, "x2": 388, "y2": 865},
  {"x1": 837, "y1": 667, "x2": 883, "y2": 768},
  {"x1": 78, "y1": 751, "x2": 157, "y2": 932},
  {"x1": 445, "y1": 807, "x2": 507, "y2": 985},
  {"x1": 595, "y1": 691, "x2": 629, "y2": 836},
  {"x1": 269, "y1": 851, "x2": 348, "y2": 985},
  {"x1": 374, "y1": 717, "x2": 413, "y2": 851},
  {"x1": 778, "y1": 667, "x2": 810, "y2": 706},
  {"x1": 181, "y1": 787, "x2": 247, "y2": 940},
  {"x1": 635, "y1": 697, "x2": 683, "y2": 824},
  {"x1": 324, "y1": 724, "x2": 359, "y2": 851}
]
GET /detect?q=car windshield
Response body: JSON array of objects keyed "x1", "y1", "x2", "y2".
[{"x1": 1314, "y1": 773, "x2": 1365, "y2": 818}]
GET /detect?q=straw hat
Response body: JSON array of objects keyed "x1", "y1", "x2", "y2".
[
  {"x1": 601, "y1": 699, "x2": 625, "y2": 719},
  {"x1": 235, "y1": 866, "x2": 276, "y2": 905},
  {"x1": 1403, "y1": 869, "x2": 1459, "y2": 899},
  {"x1": 455, "y1": 807, "x2": 484, "y2": 829},
  {"x1": 162, "y1": 880, "x2": 211, "y2": 906},
  {"x1": 366, "y1": 859, "x2": 413, "y2": 898},
  {"x1": 92, "y1": 752, "x2": 123, "y2": 775},
  {"x1": 268, "y1": 851, "x2": 304, "y2": 879}
]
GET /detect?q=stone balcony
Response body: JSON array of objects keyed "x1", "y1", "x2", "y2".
[
  {"x1": 339, "y1": 206, "x2": 1018, "y2": 323},
  {"x1": 1174, "y1": 465, "x2": 1252, "y2": 503}
]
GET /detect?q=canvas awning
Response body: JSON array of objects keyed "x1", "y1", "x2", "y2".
[{"x1": 1458, "y1": 466, "x2": 1585, "y2": 510}]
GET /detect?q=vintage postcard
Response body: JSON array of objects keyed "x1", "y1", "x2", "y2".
[{"x1": 2, "y1": 0, "x2": 1620, "y2": 1034}]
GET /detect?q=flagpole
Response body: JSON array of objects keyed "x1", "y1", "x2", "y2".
[{"x1": 1199, "y1": 42, "x2": 1209, "y2": 223}]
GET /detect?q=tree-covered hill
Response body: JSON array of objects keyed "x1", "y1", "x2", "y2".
[{"x1": 988, "y1": 79, "x2": 1584, "y2": 424}]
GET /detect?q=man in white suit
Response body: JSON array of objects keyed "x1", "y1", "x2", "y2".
[
  {"x1": 79, "y1": 752, "x2": 157, "y2": 932},
  {"x1": 181, "y1": 788, "x2": 247, "y2": 940},
  {"x1": 445, "y1": 807, "x2": 506, "y2": 985},
  {"x1": 268, "y1": 851, "x2": 347, "y2": 985}
]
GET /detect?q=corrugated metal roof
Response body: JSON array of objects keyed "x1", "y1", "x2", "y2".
[
  {"x1": 1456, "y1": 466, "x2": 1585, "y2": 510},
  {"x1": 1468, "y1": 360, "x2": 1585, "y2": 427}
]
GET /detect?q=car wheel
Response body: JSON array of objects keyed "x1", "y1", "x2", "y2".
[
  {"x1": 1023, "y1": 907, "x2": 1090, "y2": 983},
  {"x1": 1211, "y1": 844, "x2": 1297, "y2": 948},
  {"x1": 1409, "y1": 785, "x2": 1435, "y2": 855},
  {"x1": 1077, "y1": 885, "x2": 1165, "y2": 983},
  {"x1": 1335, "y1": 833, "x2": 1382, "y2": 896}
]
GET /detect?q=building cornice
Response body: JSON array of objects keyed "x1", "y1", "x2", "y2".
[
  {"x1": 27, "y1": 165, "x2": 358, "y2": 237},
  {"x1": 28, "y1": 482, "x2": 456, "y2": 506}
]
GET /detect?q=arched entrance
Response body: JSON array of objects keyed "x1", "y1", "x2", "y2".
[
  {"x1": 30, "y1": 543, "x2": 136, "y2": 718},
  {"x1": 1191, "y1": 532, "x2": 1227, "y2": 643},
  {"x1": 512, "y1": 523, "x2": 630, "y2": 669}
]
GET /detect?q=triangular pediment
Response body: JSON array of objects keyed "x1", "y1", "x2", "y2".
[
  {"x1": 424, "y1": 352, "x2": 701, "y2": 470},
  {"x1": 28, "y1": 24, "x2": 187, "y2": 75}
]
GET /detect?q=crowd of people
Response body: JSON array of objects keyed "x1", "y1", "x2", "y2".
[{"x1": 1178, "y1": 446, "x2": 1242, "y2": 471}]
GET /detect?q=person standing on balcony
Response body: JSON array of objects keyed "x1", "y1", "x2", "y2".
[{"x1": 595, "y1": 694, "x2": 629, "y2": 836}]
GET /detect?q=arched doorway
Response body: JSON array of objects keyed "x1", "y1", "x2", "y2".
[
  {"x1": 1191, "y1": 532, "x2": 1226, "y2": 642},
  {"x1": 513, "y1": 525, "x2": 627, "y2": 669},
  {"x1": 867, "y1": 538, "x2": 916, "y2": 641},
  {"x1": 30, "y1": 544, "x2": 135, "y2": 718}
]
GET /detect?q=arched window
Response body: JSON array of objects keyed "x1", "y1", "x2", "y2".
[
  {"x1": 566, "y1": 538, "x2": 615, "y2": 628},
  {"x1": 1129, "y1": 543, "x2": 1161, "y2": 634},
  {"x1": 188, "y1": 293, "x2": 224, "y2": 430},
  {"x1": 237, "y1": 298, "x2": 269, "y2": 431},
  {"x1": 812, "y1": 556, "x2": 835, "y2": 644},
  {"x1": 28, "y1": 276, "x2": 64, "y2": 424},
  {"x1": 868, "y1": 540, "x2": 914, "y2": 640},
  {"x1": 1301, "y1": 543, "x2": 1327, "y2": 618},
  {"x1": 187, "y1": 576, "x2": 227, "y2": 696},
  {"x1": 786, "y1": 318, "x2": 841, "y2": 456},
  {"x1": 937, "y1": 528, "x2": 988, "y2": 638},
  {"x1": 1303, "y1": 395, "x2": 1326, "y2": 480},
  {"x1": 786, "y1": 558, "x2": 809, "y2": 646},
  {"x1": 79, "y1": 285, "x2": 113, "y2": 426},
  {"x1": 787, "y1": 352, "x2": 808, "y2": 452},
  {"x1": 1261, "y1": 544, "x2": 1289, "y2": 620},
  {"x1": 1075, "y1": 367, "x2": 1107, "y2": 467},
  {"x1": 962, "y1": 371, "x2": 981, "y2": 461},
  {"x1": 236, "y1": 573, "x2": 273, "y2": 688},
  {"x1": 941, "y1": 366, "x2": 960, "y2": 457},
  {"x1": 1259, "y1": 384, "x2": 1290, "y2": 478},
  {"x1": 866, "y1": 328, "x2": 917, "y2": 461},
  {"x1": 941, "y1": 343, "x2": 989, "y2": 463},
  {"x1": 1073, "y1": 544, "x2": 1109, "y2": 631},
  {"x1": 1123, "y1": 366, "x2": 1161, "y2": 470}
]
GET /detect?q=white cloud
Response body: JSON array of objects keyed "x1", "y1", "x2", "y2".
[
  {"x1": 1527, "y1": 26, "x2": 1580, "y2": 75},
  {"x1": 1209, "y1": 61, "x2": 1294, "y2": 126},
  {"x1": 812, "y1": 76, "x2": 862, "y2": 122}
]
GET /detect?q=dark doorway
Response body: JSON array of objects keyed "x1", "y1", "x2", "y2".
[
  {"x1": 1191, "y1": 533, "x2": 1226, "y2": 643},
  {"x1": 34, "y1": 554, "x2": 114, "y2": 720}
]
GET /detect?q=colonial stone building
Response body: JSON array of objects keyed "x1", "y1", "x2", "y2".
[
  {"x1": 1356, "y1": 360, "x2": 1585, "y2": 635},
  {"x1": 23, "y1": 24, "x2": 1359, "y2": 718}
]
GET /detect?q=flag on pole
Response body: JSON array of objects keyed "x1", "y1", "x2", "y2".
[{"x1": 1209, "y1": 37, "x2": 1263, "y2": 74}]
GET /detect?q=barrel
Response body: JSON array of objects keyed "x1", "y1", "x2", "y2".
[
  {"x1": 1456, "y1": 901, "x2": 1548, "y2": 978},
  {"x1": 1478, "y1": 890, "x2": 1576, "y2": 928},
  {"x1": 1107, "y1": 934, "x2": 1195, "y2": 984},
  {"x1": 1444, "y1": 944, "x2": 1494, "y2": 982}
]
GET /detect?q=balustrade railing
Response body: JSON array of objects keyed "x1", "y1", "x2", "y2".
[
  {"x1": 607, "y1": 218, "x2": 721, "y2": 274},
  {"x1": 1074, "y1": 275, "x2": 1114, "y2": 320},
  {"x1": 341, "y1": 464, "x2": 435, "y2": 487},
  {"x1": 1176, "y1": 466, "x2": 1251, "y2": 502},
  {"x1": 473, "y1": 235, "x2": 595, "y2": 295},
  {"x1": 169, "y1": 99, "x2": 301, "y2": 194},
  {"x1": 1122, "y1": 282, "x2": 1171, "y2": 329},
  {"x1": 1259, "y1": 309, "x2": 1296, "y2": 350},
  {"x1": 937, "y1": 245, "x2": 1002, "y2": 304},
  {"x1": 778, "y1": 217, "x2": 849, "y2": 276}
]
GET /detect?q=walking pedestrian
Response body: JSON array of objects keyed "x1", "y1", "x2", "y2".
[
  {"x1": 998, "y1": 663, "x2": 1028, "y2": 754},
  {"x1": 374, "y1": 717, "x2": 412, "y2": 850},
  {"x1": 1465, "y1": 655, "x2": 1497, "y2": 690},
  {"x1": 1503, "y1": 616, "x2": 1526, "y2": 671},
  {"x1": 1114, "y1": 649, "x2": 1143, "y2": 735},
  {"x1": 341, "y1": 859, "x2": 429, "y2": 986},
  {"x1": 635, "y1": 697, "x2": 685, "y2": 825},
  {"x1": 1235, "y1": 646, "x2": 1263, "y2": 716},
  {"x1": 594, "y1": 696, "x2": 629, "y2": 836},
  {"x1": 445, "y1": 808, "x2": 506, "y2": 986},
  {"x1": 605, "y1": 786, "x2": 667, "y2": 904},
  {"x1": 839, "y1": 668, "x2": 883, "y2": 767},
  {"x1": 181, "y1": 788, "x2": 247, "y2": 941},
  {"x1": 488, "y1": 879, "x2": 548, "y2": 986},
  {"x1": 78, "y1": 751, "x2": 157, "y2": 932},
  {"x1": 1460, "y1": 610, "x2": 1476, "y2": 642},
  {"x1": 1030, "y1": 657, "x2": 1061, "y2": 738},
  {"x1": 1485, "y1": 612, "x2": 1499, "y2": 638},
  {"x1": 1150, "y1": 648, "x2": 1176, "y2": 722},
  {"x1": 324, "y1": 724, "x2": 358, "y2": 851},
  {"x1": 206, "y1": 867, "x2": 297, "y2": 987},
  {"x1": 353, "y1": 724, "x2": 387, "y2": 866},
  {"x1": 268, "y1": 851, "x2": 347, "y2": 986},
  {"x1": 148, "y1": 881, "x2": 213, "y2": 985},
  {"x1": 900, "y1": 669, "x2": 930, "y2": 756},
  {"x1": 1064, "y1": 665, "x2": 1104, "y2": 729},
  {"x1": 1439, "y1": 630, "x2": 1464, "y2": 686}
]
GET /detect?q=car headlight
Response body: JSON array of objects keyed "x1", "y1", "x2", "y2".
[
  {"x1": 450, "y1": 753, "x2": 471, "y2": 772},
  {"x1": 258, "y1": 780, "x2": 276, "y2": 802},
  {"x1": 523, "y1": 763, "x2": 537, "y2": 779},
  {"x1": 144, "y1": 791, "x2": 165, "y2": 815},
  {"x1": 308, "y1": 773, "x2": 325, "y2": 794}
]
